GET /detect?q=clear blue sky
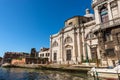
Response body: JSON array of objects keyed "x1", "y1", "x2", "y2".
[{"x1": 0, "y1": 0, "x2": 93, "y2": 57}]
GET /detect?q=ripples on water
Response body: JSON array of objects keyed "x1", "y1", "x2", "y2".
[{"x1": 0, "y1": 67, "x2": 91, "y2": 80}]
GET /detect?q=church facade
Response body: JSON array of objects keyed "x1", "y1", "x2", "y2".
[
  {"x1": 50, "y1": 9, "x2": 100, "y2": 65},
  {"x1": 50, "y1": 0, "x2": 120, "y2": 67}
]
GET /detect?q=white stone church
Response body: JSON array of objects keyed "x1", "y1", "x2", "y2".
[
  {"x1": 40, "y1": 0, "x2": 120, "y2": 67},
  {"x1": 50, "y1": 8, "x2": 99, "y2": 64}
]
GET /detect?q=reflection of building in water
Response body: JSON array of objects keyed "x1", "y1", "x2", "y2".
[
  {"x1": 47, "y1": 72, "x2": 86, "y2": 80},
  {"x1": 50, "y1": 0, "x2": 120, "y2": 67}
]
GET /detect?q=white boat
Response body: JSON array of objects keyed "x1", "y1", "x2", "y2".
[{"x1": 88, "y1": 65, "x2": 120, "y2": 79}]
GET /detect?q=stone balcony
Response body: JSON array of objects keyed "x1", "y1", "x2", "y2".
[
  {"x1": 92, "y1": 17, "x2": 120, "y2": 33},
  {"x1": 92, "y1": 0, "x2": 107, "y2": 8}
]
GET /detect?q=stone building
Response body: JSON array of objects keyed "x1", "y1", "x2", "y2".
[
  {"x1": 92, "y1": 0, "x2": 120, "y2": 67},
  {"x1": 49, "y1": 9, "x2": 100, "y2": 65},
  {"x1": 50, "y1": 0, "x2": 120, "y2": 67},
  {"x1": 3, "y1": 52, "x2": 29, "y2": 64},
  {"x1": 11, "y1": 57, "x2": 48, "y2": 65},
  {"x1": 0, "y1": 57, "x2": 3, "y2": 65},
  {"x1": 11, "y1": 58, "x2": 26, "y2": 65},
  {"x1": 39, "y1": 47, "x2": 50, "y2": 62}
]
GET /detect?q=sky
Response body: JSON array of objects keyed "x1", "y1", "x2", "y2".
[{"x1": 0, "y1": 0, "x2": 93, "y2": 57}]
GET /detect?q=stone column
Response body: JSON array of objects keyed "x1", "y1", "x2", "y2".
[
  {"x1": 117, "y1": 0, "x2": 120, "y2": 17},
  {"x1": 97, "y1": 45, "x2": 101, "y2": 59},
  {"x1": 60, "y1": 33, "x2": 64, "y2": 64},
  {"x1": 58, "y1": 37, "x2": 62, "y2": 64},
  {"x1": 72, "y1": 27, "x2": 77, "y2": 64},
  {"x1": 60, "y1": 33, "x2": 64, "y2": 63},
  {"x1": 107, "y1": 2, "x2": 113, "y2": 20},
  {"x1": 94, "y1": 6, "x2": 101, "y2": 24},
  {"x1": 82, "y1": 28, "x2": 86, "y2": 60},
  {"x1": 87, "y1": 43, "x2": 92, "y2": 60},
  {"x1": 77, "y1": 28, "x2": 82, "y2": 63},
  {"x1": 50, "y1": 35, "x2": 53, "y2": 63}
]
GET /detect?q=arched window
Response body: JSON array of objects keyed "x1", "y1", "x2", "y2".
[
  {"x1": 99, "y1": 4, "x2": 109, "y2": 23},
  {"x1": 52, "y1": 41, "x2": 58, "y2": 47},
  {"x1": 64, "y1": 36, "x2": 73, "y2": 44}
]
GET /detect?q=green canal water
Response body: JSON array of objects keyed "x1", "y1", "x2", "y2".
[{"x1": 0, "y1": 67, "x2": 103, "y2": 80}]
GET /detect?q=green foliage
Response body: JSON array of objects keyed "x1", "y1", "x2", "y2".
[
  {"x1": 15, "y1": 58, "x2": 22, "y2": 60},
  {"x1": 89, "y1": 59, "x2": 101, "y2": 63}
]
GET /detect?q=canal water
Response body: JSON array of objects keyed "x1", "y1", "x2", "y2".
[{"x1": 0, "y1": 67, "x2": 94, "y2": 80}]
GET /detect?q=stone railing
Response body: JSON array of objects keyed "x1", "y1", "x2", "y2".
[
  {"x1": 92, "y1": 0, "x2": 107, "y2": 8},
  {"x1": 101, "y1": 17, "x2": 120, "y2": 29},
  {"x1": 92, "y1": 17, "x2": 120, "y2": 32}
]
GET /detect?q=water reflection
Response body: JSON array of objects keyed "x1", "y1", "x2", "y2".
[{"x1": 0, "y1": 68, "x2": 90, "y2": 80}]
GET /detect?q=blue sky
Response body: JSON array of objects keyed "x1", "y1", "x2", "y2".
[{"x1": 0, "y1": 0, "x2": 93, "y2": 57}]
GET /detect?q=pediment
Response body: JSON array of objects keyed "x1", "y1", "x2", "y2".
[{"x1": 65, "y1": 45, "x2": 73, "y2": 48}]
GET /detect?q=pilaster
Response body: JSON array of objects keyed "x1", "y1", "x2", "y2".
[
  {"x1": 50, "y1": 36, "x2": 53, "y2": 62},
  {"x1": 82, "y1": 28, "x2": 86, "y2": 60},
  {"x1": 107, "y1": 2, "x2": 113, "y2": 20},
  {"x1": 77, "y1": 28, "x2": 82, "y2": 63},
  {"x1": 72, "y1": 27, "x2": 77, "y2": 63},
  {"x1": 97, "y1": 45, "x2": 101, "y2": 59},
  {"x1": 87, "y1": 44, "x2": 92, "y2": 60},
  {"x1": 58, "y1": 36, "x2": 62, "y2": 64},
  {"x1": 94, "y1": 6, "x2": 101, "y2": 24},
  {"x1": 117, "y1": 0, "x2": 120, "y2": 17}
]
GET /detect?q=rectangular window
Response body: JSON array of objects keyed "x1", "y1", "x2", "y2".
[
  {"x1": 66, "y1": 50, "x2": 71, "y2": 61},
  {"x1": 91, "y1": 47, "x2": 97, "y2": 60},
  {"x1": 48, "y1": 53, "x2": 50, "y2": 56},
  {"x1": 104, "y1": 32, "x2": 112, "y2": 42},
  {"x1": 117, "y1": 33, "x2": 120, "y2": 44},
  {"x1": 46, "y1": 53, "x2": 47, "y2": 56},
  {"x1": 111, "y1": 1, "x2": 118, "y2": 19},
  {"x1": 101, "y1": 14, "x2": 109, "y2": 23},
  {"x1": 111, "y1": 7, "x2": 118, "y2": 19},
  {"x1": 42, "y1": 54, "x2": 44, "y2": 57},
  {"x1": 105, "y1": 49, "x2": 115, "y2": 57},
  {"x1": 54, "y1": 53, "x2": 57, "y2": 61}
]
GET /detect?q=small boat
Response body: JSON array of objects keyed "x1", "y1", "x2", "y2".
[{"x1": 88, "y1": 65, "x2": 120, "y2": 79}]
